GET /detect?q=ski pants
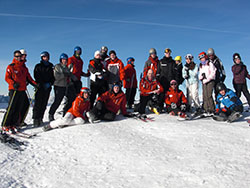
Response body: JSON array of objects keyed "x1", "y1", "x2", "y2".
[
  {"x1": 186, "y1": 82, "x2": 200, "y2": 109},
  {"x1": 50, "y1": 112, "x2": 85, "y2": 129},
  {"x1": 125, "y1": 88, "x2": 137, "y2": 106},
  {"x1": 1, "y1": 90, "x2": 26, "y2": 127},
  {"x1": 90, "y1": 101, "x2": 116, "y2": 121},
  {"x1": 202, "y1": 81, "x2": 215, "y2": 113},
  {"x1": 19, "y1": 91, "x2": 29, "y2": 124},
  {"x1": 138, "y1": 94, "x2": 160, "y2": 114},
  {"x1": 49, "y1": 86, "x2": 66, "y2": 116},
  {"x1": 33, "y1": 87, "x2": 51, "y2": 120},
  {"x1": 90, "y1": 80, "x2": 108, "y2": 109},
  {"x1": 233, "y1": 82, "x2": 250, "y2": 106},
  {"x1": 63, "y1": 84, "x2": 77, "y2": 116}
]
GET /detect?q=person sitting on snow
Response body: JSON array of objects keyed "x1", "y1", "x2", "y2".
[
  {"x1": 87, "y1": 81, "x2": 131, "y2": 123},
  {"x1": 213, "y1": 83, "x2": 243, "y2": 122},
  {"x1": 43, "y1": 87, "x2": 91, "y2": 131},
  {"x1": 136, "y1": 68, "x2": 164, "y2": 116},
  {"x1": 165, "y1": 79, "x2": 188, "y2": 118}
]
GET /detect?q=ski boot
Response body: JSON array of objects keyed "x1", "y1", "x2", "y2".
[{"x1": 43, "y1": 124, "x2": 53, "y2": 132}]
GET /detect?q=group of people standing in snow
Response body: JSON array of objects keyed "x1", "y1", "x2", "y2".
[{"x1": 1, "y1": 46, "x2": 250, "y2": 133}]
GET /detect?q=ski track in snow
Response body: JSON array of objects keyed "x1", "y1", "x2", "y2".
[{"x1": 1, "y1": 107, "x2": 250, "y2": 188}]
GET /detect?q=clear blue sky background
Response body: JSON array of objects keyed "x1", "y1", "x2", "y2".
[{"x1": 0, "y1": 0, "x2": 250, "y2": 97}]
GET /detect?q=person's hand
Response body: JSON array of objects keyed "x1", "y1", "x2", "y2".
[
  {"x1": 13, "y1": 82, "x2": 20, "y2": 90},
  {"x1": 171, "y1": 103, "x2": 177, "y2": 109}
]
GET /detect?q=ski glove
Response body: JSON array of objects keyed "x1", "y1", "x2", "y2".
[
  {"x1": 201, "y1": 73, "x2": 206, "y2": 80},
  {"x1": 180, "y1": 104, "x2": 187, "y2": 111},
  {"x1": 230, "y1": 96, "x2": 238, "y2": 103},
  {"x1": 13, "y1": 82, "x2": 20, "y2": 90},
  {"x1": 171, "y1": 103, "x2": 177, "y2": 109}
]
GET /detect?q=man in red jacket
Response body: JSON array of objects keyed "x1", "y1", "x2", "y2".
[
  {"x1": 137, "y1": 69, "x2": 163, "y2": 115},
  {"x1": 1, "y1": 50, "x2": 37, "y2": 133},
  {"x1": 123, "y1": 57, "x2": 137, "y2": 109},
  {"x1": 64, "y1": 46, "x2": 89, "y2": 115},
  {"x1": 87, "y1": 82, "x2": 130, "y2": 123},
  {"x1": 165, "y1": 80, "x2": 188, "y2": 118},
  {"x1": 143, "y1": 48, "x2": 159, "y2": 78}
]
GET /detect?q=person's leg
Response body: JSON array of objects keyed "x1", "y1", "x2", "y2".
[
  {"x1": 241, "y1": 83, "x2": 250, "y2": 106},
  {"x1": 19, "y1": 91, "x2": 29, "y2": 125},
  {"x1": 138, "y1": 95, "x2": 150, "y2": 114},
  {"x1": 206, "y1": 81, "x2": 215, "y2": 113},
  {"x1": 40, "y1": 88, "x2": 52, "y2": 121},
  {"x1": 49, "y1": 86, "x2": 66, "y2": 116},
  {"x1": 63, "y1": 84, "x2": 77, "y2": 115}
]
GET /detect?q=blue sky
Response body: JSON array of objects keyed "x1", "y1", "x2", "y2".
[{"x1": 0, "y1": 0, "x2": 250, "y2": 96}]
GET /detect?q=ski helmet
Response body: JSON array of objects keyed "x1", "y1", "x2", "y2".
[
  {"x1": 198, "y1": 52, "x2": 208, "y2": 60},
  {"x1": 112, "y1": 81, "x2": 122, "y2": 89},
  {"x1": 127, "y1": 57, "x2": 135, "y2": 64},
  {"x1": 216, "y1": 83, "x2": 227, "y2": 92},
  {"x1": 174, "y1": 56, "x2": 182, "y2": 62},
  {"x1": 185, "y1": 54, "x2": 193, "y2": 60},
  {"x1": 20, "y1": 49, "x2": 27, "y2": 55},
  {"x1": 233, "y1": 53, "x2": 241, "y2": 60},
  {"x1": 74, "y1": 46, "x2": 82, "y2": 55},
  {"x1": 101, "y1": 46, "x2": 108, "y2": 52},
  {"x1": 94, "y1": 50, "x2": 101, "y2": 57},
  {"x1": 207, "y1": 48, "x2": 215, "y2": 56},
  {"x1": 164, "y1": 48, "x2": 172, "y2": 54},
  {"x1": 60, "y1": 53, "x2": 68, "y2": 61},
  {"x1": 40, "y1": 51, "x2": 50, "y2": 59},
  {"x1": 149, "y1": 48, "x2": 157, "y2": 55},
  {"x1": 80, "y1": 87, "x2": 90, "y2": 96}
]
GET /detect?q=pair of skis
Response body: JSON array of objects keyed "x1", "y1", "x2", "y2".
[
  {"x1": 131, "y1": 113, "x2": 154, "y2": 122},
  {"x1": 0, "y1": 132, "x2": 26, "y2": 151}
]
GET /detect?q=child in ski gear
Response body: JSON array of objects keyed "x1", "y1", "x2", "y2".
[
  {"x1": 33, "y1": 51, "x2": 54, "y2": 126},
  {"x1": 165, "y1": 80, "x2": 188, "y2": 118},
  {"x1": 198, "y1": 52, "x2": 216, "y2": 114},
  {"x1": 48, "y1": 53, "x2": 73, "y2": 121},
  {"x1": 207, "y1": 48, "x2": 226, "y2": 97},
  {"x1": 64, "y1": 46, "x2": 89, "y2": 115},
  {"x1": 137, "y1": 69, "x2": 164, "y2": 115},
  {"x1": 43, "y1": 87, "x2": 91, "y2": 131},
  {"x1": 174, "y1": 56, "x2": 184, "y2": 85},
  {"x1": 2, "y1": 50, "x2": 37, "y2": 132},
  {"x1": 231, "y1": 53, "x2": 250, "y2": 108},
  {"x1": 143, "y1": 48, "x2": 159, "y2": 78},
  {"x1": 214, "y1": 83, "x2": 243, "y2": 122},
  {"x1": 87, "y1": 82, "x2": 129, "y2": 123},
  {"x1": 105, "y1": 50, "x2": 125, "y2": 89},
  {"x1": 123, "y1": 57, "x2": 137, "y2": 109},
  {"x1": 182, "y1": 54, "x2": 201, "y2": 112},
  {"x1": 89, "y1": 50, "x2": 108, "y2": 108}
]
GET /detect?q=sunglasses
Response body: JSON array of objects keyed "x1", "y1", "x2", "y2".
[
  {"x1": 15, "y1": 55, "x2": 21, "y2": 58},
  {"x1": 171, "y1": 83, "x2": 177, "y2": 86}
]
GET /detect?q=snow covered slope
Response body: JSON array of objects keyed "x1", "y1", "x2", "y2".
[{"x1": 1, "y1": 107, "x2": 250, "y2": 188}]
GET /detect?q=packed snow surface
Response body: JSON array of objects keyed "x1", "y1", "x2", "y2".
[{"x1": 1, "y1": 107, "x2": 250, "y2": 188}]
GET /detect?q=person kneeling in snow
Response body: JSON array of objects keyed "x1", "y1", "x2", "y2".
[
  {"x1": 87, "y1": 82, "x2": 131, "y2": 123},
  {"x1": 165, "y1": 80, "x2": 188, "y2": 118},
  {"x1": 213, "y1": 83, "x2": 243, "y2": 122},
  {"x1": 43, "y1": 87, "x2": 91, "y2": 131}
]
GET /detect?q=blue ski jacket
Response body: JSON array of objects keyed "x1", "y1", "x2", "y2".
[{"x1": 216, "y1": 89, "x2": 242, "y2": 111}]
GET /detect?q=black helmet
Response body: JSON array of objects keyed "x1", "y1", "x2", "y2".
[
  {"x1": 112, "y1": 81, "x2": 122, "y2": 88},
  {"x1": 216, "y1": 83, "x2": 227, "y2": 92}
]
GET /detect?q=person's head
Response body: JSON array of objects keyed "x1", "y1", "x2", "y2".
[
  {"x1": 170, "y1": 80, "x2": 178, "y2": 89},
  {"x1": 112, "y1": 82, "x2": 121, "y2": 94},
  {"x1": 216, "y1": 83, "x2": 227, "y2": 96},
  {"x1": 74, "y1": 46, "x2": 82, "y2": 57},
  {"x1": 147, "y1": 69, "x2": 154, "y2": 80},
  {"x1": 127, "y1": 57, "x2": 135, "y2": 65},
  {"x1": 60, "y1": 53, "x2": 68, "y2": 66},
  {"x1": 13, "y1": 50, "x2": 21, "y2": 61},
  {"x1": 207, "y1": 48, "x2": 215, "y2": 60},
  {"x1": 198, "y1": 52, "x2": 208, "y2": 63},
  {"x1": 94, "y1": 50, "x2": 101, "y2": 59},
  {"x1": 101, "y1": 46, "x2": 108, "y2": 54},
  {"x1": 80, "y1": 87, "x2": 90, "y2": 100},
  {"x1": 40, "y1": 51, "x2": 50, "y2": 61},
  {"x1": 185, "y1": 54, "x2": 193, "y2": 64},
  {"x1": 109, "y1": 50, "x2": 116, "y2": 60},
  {"x1": 20, "y1": 49, "x2": 27, "y2": 61},
  {"x1": 174, "y1": 56, "x2": 182, "y2": 64},
  {"x1": 149, "y1": 48, "x2": 157, "y2": 58},
  {"x1": 233, "y1": 53, "x2": 241, "y2": 64},
  {"x1": 164, "y1": 48, "x2": 172, "y2": 58}
]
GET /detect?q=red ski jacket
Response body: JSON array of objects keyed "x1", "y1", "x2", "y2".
[
  {"x1": 123, "y1": 64, "x2": 137, "y2": 88},
  {"x1": 143, "y1": 56, "x2": 159, "y2": 78},
  {"x1": 164, "y1": 87, "x2": 188, "y2": 106},
  {"x1": 67, "y1": 95, "x2": 90, "y2": 120},
  {"x1": 106, "y1": 58, "x2": 125, "y2": 82},
  {"x1": 139, "y1": 77, "x2": 163, "y2": 96},
  {"x1": 67, "y1": 56, "x2": 86, "y2": 80},
  {"x1": 97, "y1": 90, "x2": 127, "y2": 115},
  {"x1": 5, "y1": 59, "x2": 37, "y2": 91}
]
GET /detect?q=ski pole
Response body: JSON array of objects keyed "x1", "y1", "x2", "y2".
[{"x1": 1, "y1": 90, "x2": 17, "y2": 129}]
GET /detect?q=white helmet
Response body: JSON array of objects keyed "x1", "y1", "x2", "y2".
[{"x1": 20, "y1": 49, "x2": 27, "y2": 55}]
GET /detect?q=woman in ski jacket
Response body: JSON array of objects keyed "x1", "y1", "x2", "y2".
[
  {"x1": 231, "y1": 53, "x2": 250, "y2": 108},
  {"x1": 198, "y1": 52, "x2": 216, "y2": 114}
]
